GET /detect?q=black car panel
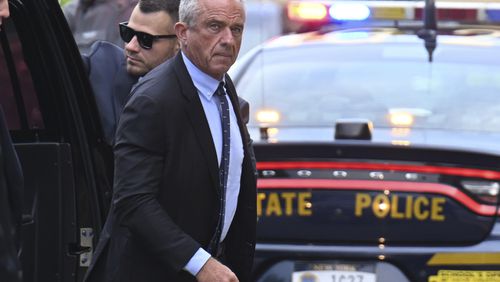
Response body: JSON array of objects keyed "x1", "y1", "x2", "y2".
[
  {"x1": 15, "y1": 143, "x2": 77, "y2": 282},
  {"x1": 1, "y1": 0, "x2": 114, "y2": 281}
]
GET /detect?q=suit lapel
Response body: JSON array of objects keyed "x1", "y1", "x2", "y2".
[
  {"x1": 225, "y1": 75, "x2": 250, "y2": 151},
  {"x1": 224, "y1": 75, "x2": 256, "y2": 190},
  {"x1": 173, "y1": 54, "x2": 220, "y2": 194}
]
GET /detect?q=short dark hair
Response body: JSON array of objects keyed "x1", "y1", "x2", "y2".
[{"x1": 139, "y1": 0, "x2": 180, "y2": 22}]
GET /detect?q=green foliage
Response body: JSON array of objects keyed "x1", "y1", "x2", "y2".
[{"x1": 59, "y1": 0, "x2": 73, "y2": 7}]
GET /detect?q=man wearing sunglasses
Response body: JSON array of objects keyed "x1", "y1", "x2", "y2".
[
  {"x1": 120, "y1": 0, "x2": 179, "y2": 77},
  {"x1": 82, "y1": 0, "x2": 180, "y2": 145}
]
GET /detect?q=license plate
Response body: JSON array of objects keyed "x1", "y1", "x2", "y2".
[{"x1": 292, "y1": 270, "x2": 376, "y2": 282}]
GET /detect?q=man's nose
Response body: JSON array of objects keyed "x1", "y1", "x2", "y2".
[
  {"x1": 125, "y1": 36, "x2": 141, "y2": 52},
  {"x1": 220, "y1": 28, "x2": 236, "y2": 45}
]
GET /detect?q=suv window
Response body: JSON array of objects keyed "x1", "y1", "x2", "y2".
[{"x1": 0, "y1": 21, "x2": 44, "y2": 131}]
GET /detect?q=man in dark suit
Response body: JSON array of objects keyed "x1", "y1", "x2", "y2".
[
  {"x1": 84, "y1": 0, "x2": 256, "y2": 281},
  {"x1": 82, "y1": 0, "x2": 180, "y2": 145}
]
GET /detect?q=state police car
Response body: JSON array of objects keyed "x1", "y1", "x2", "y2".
[{"x1": 230, "y1": 1, "x2": 500, "y2": 281}]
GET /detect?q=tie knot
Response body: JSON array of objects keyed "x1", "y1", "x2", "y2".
[{"x1": 215, "y1": 82, "x2": 226, "y2": 97}]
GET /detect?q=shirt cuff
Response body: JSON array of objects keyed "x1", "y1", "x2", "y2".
[{"x1": 184, "y1": 248, "x2": 211, "y2": 276}]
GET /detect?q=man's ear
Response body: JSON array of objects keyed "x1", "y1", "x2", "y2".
[{"x1": 175, "y1": 22, "x2": 188, "y2": 46}]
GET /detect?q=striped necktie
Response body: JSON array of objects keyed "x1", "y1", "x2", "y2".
[{"x1": 209, "y1": 82, "x2": 231, "y2": 255}]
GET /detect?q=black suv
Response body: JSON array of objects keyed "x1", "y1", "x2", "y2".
[{"x1": 1, "y1": 0, "x2": 113, "y2": 281}]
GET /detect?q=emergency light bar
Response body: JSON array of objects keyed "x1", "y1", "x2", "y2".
[{"x1": 287, "y1": 0, "x2": 500, "y2": 23}]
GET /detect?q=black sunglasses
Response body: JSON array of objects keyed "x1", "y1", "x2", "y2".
[{"x1": 119, "y1": 22, "x2": 176, "y2": 50}]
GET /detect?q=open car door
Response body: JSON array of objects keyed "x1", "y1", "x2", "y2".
[{"x1": 1, "y1": 0, "x2": 113, "y2": 281}]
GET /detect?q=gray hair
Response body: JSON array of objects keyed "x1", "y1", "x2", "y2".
[
  {"x1": 179, "y1": 0, "x2": 244, "y2": 27},
  {"x1": 179, "y1": 0, "x2": 200, "y2": 27}
]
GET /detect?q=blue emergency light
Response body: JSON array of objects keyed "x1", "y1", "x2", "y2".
[{"x1": 486, "y1": 9, "x2": 500, "y2": 22}]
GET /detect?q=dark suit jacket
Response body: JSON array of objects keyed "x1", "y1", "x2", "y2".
[{"x1": 84, "y1": 53, "x2": 257, "y2": 282}]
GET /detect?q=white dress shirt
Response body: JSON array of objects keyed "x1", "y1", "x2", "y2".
[{"x1": 181, "y1": 52, "x2": 244, "y2": 276}]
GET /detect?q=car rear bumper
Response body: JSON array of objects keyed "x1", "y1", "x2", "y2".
[{"x1": 253, "y1": 225, "x2": 500, "y2": 282}]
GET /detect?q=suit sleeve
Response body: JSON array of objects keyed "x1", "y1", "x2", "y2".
[{"x1": 112, "y1": 93, "x2": 200, "y2": 272}]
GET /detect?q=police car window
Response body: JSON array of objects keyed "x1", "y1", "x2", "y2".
[
  {"x1": 237, "y1": 45, "x2": 500, "y2": 132},
  {"x1": 0, "y1": 20, "x2": 44, "y2": 131}
]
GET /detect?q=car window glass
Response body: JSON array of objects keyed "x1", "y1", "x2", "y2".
[
  {"x1": 237, "y1": 45, "x2": 500, "y2": 132},
  {"x1": 0, "y1": 20, "x2": 44, "y2": 131}
]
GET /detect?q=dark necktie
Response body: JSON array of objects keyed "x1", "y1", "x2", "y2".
[{"x1": 209, "y1": 82, "x2": 231, "y2": 255}]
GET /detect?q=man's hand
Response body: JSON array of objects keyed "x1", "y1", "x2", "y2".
[{"x1": 196, "y1": 257, "x2": 239, "y2": 282}]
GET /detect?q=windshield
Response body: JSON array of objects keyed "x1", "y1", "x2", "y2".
[{"x1": 235, "y1": 42, "x2": 500, "y2": 133}]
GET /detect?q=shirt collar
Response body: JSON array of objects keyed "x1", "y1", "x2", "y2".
[{"x1": 182, "y1": 51, "x2": 225, "y2": 101}]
